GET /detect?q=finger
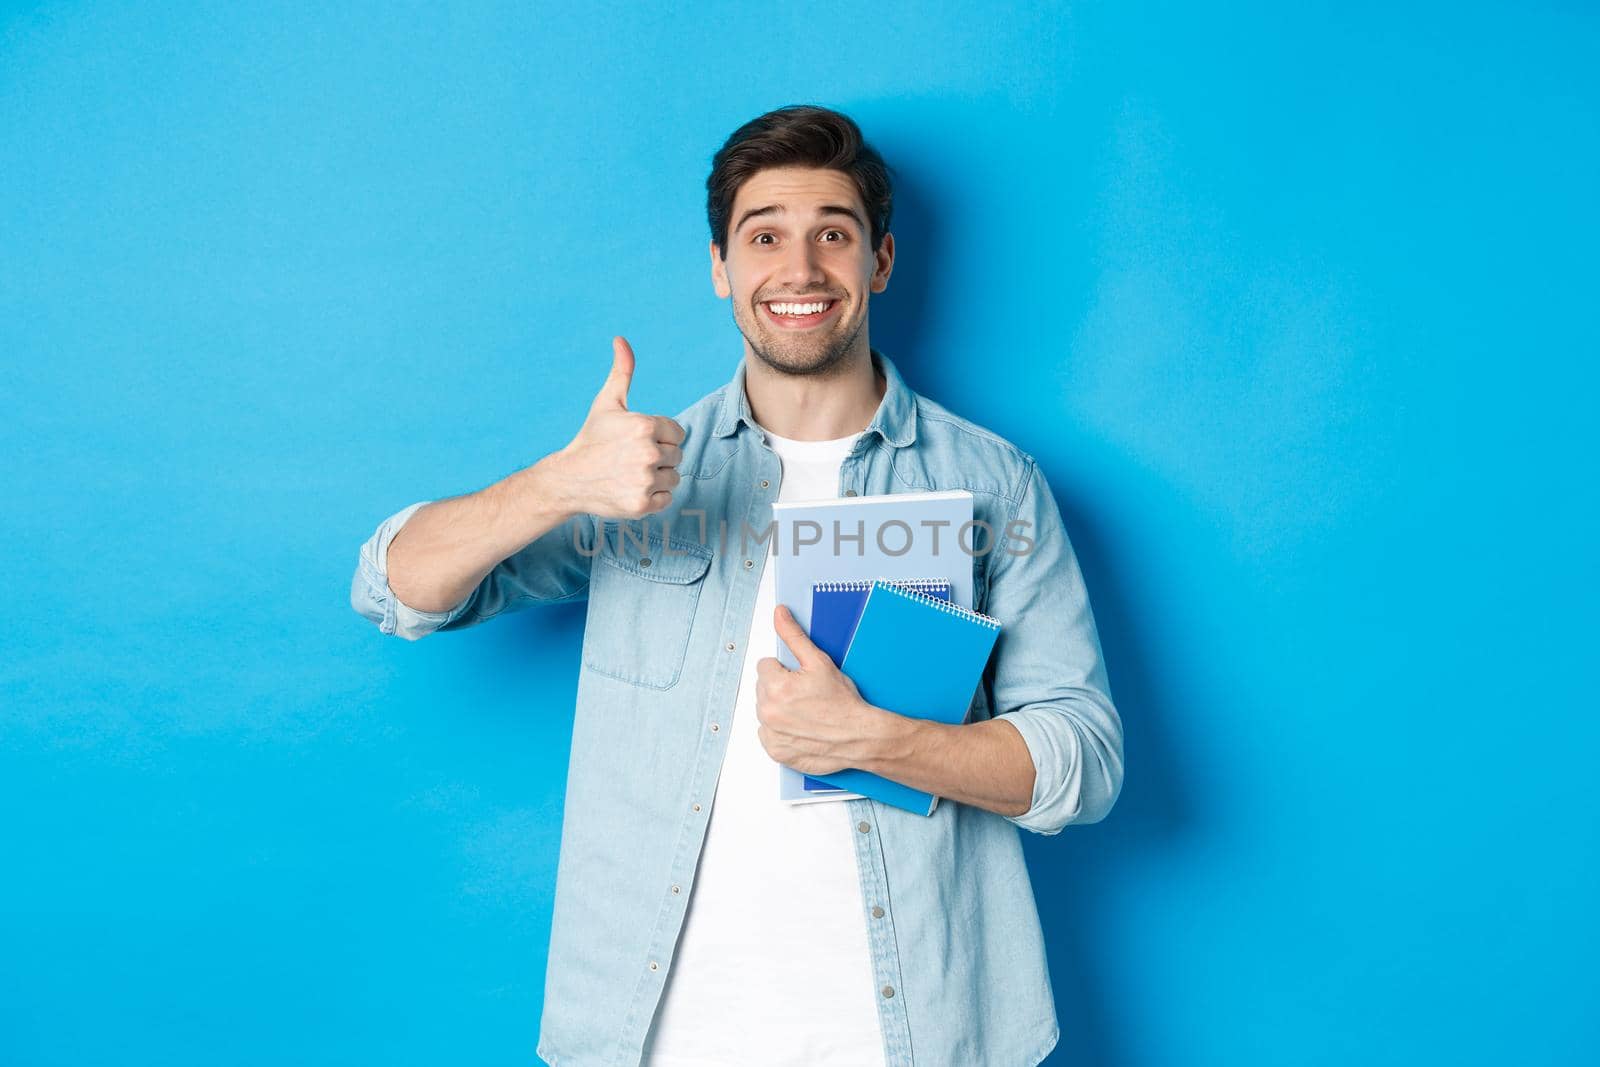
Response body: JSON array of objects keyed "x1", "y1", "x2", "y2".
[
  {"x1": 651, "y1": 415, "x2": 686, "y2": 445},
  {"x1": 654, "y1": 442, "x2": 684, "y2": 469},
  {"x1": 649, "y1": 467, "x2": 681, "y2": 494},
  {"x1": 592, "y1": 336, "x2": 634, "y2": 413},
  {"x1": 773, "y1": 604, "x2": 825, "y2": 671}
]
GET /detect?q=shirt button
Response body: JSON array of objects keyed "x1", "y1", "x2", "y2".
[
  {"x1": 709, "y1": 722, "x2": 720, "y2": 733},
  {"x1": 881, "y1": 984, "x2": 895, "y2": 998},
  {"x1": 844, "y1": 489, "x2": 858, "y2": 497},
  {"x1": 649, "y1": 961, "x2": 660, "y2": 972},
  {"x1": 640, "y1": 557, "x2": 652, "y2": 567},
  {"x1": 759, "y1": 479, "x2": 770, "y2": 489},
  {"x1": 725, "y1": 641, "x2": 736, "y2": 652},
  {"x1": 871, "y1": 905, "x2": 884, "y2": 918},
  {"x1": 692, "y1": 803, "x2": 702, "y2": 813},
  {"x1": 743, "y1": 558, "x2": 754, "y2": 569},
  {"x1": 672, "y1": 884, "x2": 681, "y2": 894},
  {"x1": 857, "y1": 820, "x2": 871, "y2": 833}
]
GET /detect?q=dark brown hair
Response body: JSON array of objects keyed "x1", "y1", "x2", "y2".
[{"x1": 706, "y1": 104, "x2": 894, "y2": 259}]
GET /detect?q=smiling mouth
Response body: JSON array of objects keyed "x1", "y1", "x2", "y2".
[{"x1": 761, "y1": 298, "x2": 841, "y2": 330}]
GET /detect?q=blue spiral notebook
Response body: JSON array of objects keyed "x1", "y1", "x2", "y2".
[
  {"x1": 808, "y1": 580, "x2": 1003, "y2": 816},
  {"x1": 804, "y1": 578, "x2": 952, "y2": 793}
]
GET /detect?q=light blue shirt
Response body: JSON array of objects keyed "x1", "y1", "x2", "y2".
[{"x1": 350, "y1": 349, "x2": 1124, "y2": 1067}]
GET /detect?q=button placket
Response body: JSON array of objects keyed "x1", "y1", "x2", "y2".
[
  {"x1": 625, "y1": 432, "x2": 785, "y2": 1060},
  {"x1": 848, "y1": 797, "x2": 915, "y2": 1064}
]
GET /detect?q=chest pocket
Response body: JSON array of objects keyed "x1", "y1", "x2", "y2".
[{"x1": 582, "y1": 523, "x2": 714, "y2": 690}]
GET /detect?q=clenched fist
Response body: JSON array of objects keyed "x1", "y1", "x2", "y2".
[{"x1": 548, "y1": 337, "x2": 686, "y2": 520}]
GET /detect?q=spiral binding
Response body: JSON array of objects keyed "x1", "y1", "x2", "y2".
[
  {"x1": 873, "y1": 579, "x2": 1001, "y2": 629},
  {"x1": 812, "y1": 577, "x2": 950, "y2": 594}
]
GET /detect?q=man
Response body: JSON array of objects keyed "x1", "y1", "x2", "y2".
[{"x1": 351, "y1": 104, "x2": 1123, "y2": 1067}]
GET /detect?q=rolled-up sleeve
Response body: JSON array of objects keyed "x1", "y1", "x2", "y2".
[
  {"x1": 983, "y1": 457, "x2": 1124, "y2": 836},
  {"x1": 350, "y1": 500, "x2": 596, "y2": 641}
]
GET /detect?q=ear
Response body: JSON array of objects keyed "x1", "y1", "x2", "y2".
[
  {"x1": 869, "y1": 231, "x2": 894, "y2": 294},
  {"x1": 710, "y1": 239, "x2": 731, "y2": 298}
]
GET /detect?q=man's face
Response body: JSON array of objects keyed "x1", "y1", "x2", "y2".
[{"x1": 711, "y1": 165, "x2": 894, "y2": 377}]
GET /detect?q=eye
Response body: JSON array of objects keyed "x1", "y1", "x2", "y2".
[
  {"x1": 754, "y1": 232, "x2": 776, "y2": 245},
  {"x1": 822, "y1": 230, "x2": 847, "y2": 242}
]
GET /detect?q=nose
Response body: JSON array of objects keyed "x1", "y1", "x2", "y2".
[{"x1": 777, "y1": 238, "x2": 827, "y2": 290}]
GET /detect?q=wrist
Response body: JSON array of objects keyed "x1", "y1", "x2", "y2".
[
  {"x1": 495, "y1": 453, "x2": 581, "y2": 536},
  {"x1": 533, "y1": 450, "x2": 586, "y2": 516},
  {"x1": 854, "y1": 703, "x2": 934, "y2": 775}
]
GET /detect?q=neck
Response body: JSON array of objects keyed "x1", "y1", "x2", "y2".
[{"x1": 743, "y1": 346, "x2": 886, "y2": 441}]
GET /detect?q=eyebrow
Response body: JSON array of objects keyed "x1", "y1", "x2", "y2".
[{"x1": 733, "y1": 203, "x2": 867, "y2": 236}]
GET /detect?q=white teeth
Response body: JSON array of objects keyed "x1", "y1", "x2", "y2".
[{"x1": 767, "y1": 301, "x2": 831, "y2": 316}]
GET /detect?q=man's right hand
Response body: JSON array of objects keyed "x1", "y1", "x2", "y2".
[
  {"x1": 382, "y1": 337, "x2": 683, "y2": 616},
  {"x1": 546, "y1": 336, "x2": 686, "y2": 520}
]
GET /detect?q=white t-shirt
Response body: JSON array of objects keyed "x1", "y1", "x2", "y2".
[{"x1": 639, "y1": 426, "x2": 888, "y2": 1067}]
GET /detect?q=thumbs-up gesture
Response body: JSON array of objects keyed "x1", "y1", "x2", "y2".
[
  {"x1": 551, "y1": 337, "x2": 687, "y2": 520},
  {"x1": 754, "y1": 605, "x2": 889, "y2": 775}
]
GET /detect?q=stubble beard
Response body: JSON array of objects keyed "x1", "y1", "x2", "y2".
[{"x1": 735, "y1": 296, "x2": 866, "y2": 381}]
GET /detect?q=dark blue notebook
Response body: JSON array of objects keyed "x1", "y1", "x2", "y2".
[{"x1": 803, "y1": 578, "x2": 951, "y2": 794}]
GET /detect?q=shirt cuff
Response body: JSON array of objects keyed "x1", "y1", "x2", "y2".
[
  {"x1": 993, "y1": 706, "x2": 1085, "y2": 837},
  {"x1": 351, "y1": 501, "x2": 475, "y2": 640}
]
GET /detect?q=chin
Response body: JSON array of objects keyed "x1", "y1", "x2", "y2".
[{"x1": 754, "y1": 335, "x2": 854, "y2": 377}]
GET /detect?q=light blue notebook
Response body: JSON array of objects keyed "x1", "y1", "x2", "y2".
[
  {"x1": 807, "y1": 580, "x2": 1002, "y2": 816},
  {"x1": 771, "y1": 490, "x2": 976, "y2": 804}
]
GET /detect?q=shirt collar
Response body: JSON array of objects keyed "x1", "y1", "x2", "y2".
[{"x1": 711, "y1": 346, "x2": 917, "y2": 448}]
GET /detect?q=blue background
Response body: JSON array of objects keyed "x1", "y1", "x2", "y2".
[{"x1": 3, "y1": 2, "x2": 1595, "y2": 1064}]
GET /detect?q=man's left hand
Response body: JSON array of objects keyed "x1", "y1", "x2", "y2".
[{"x1": 754, "y1": 604, "x2": 891, "y2": 775}]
